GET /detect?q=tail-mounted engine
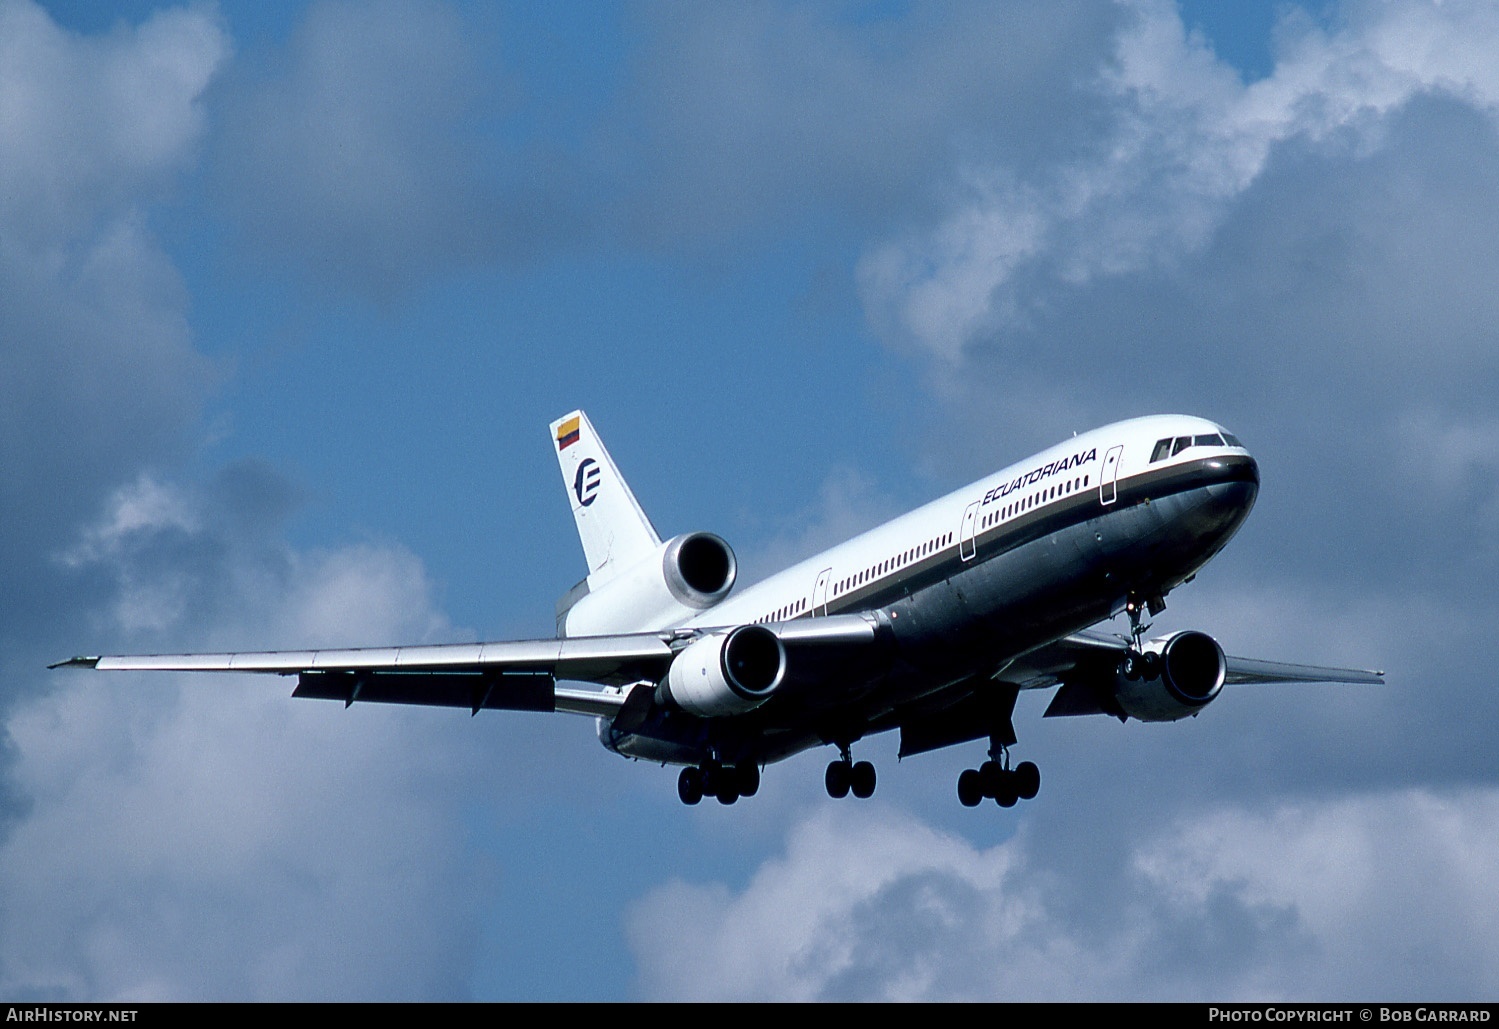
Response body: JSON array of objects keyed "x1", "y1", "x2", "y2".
[
  {"x1": 663, "y1": 624, "x2": 787, "y2": 718},
  {"x1": 559, "y1": 532, "x2": 736, "y2": 636},
  {"x1": 1113, "y1": 629, "x2": 1226, "y2": 721}
]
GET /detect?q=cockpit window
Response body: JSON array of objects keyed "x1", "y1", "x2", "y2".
[{"x1": 1152, "y1": 430, "x2": 1242, "y2": 463}]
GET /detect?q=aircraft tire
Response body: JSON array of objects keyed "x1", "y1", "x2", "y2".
[
  {"x1": 825, "y1": 760, "x2": 851, "y2": 799},
  {"x1": 737, "y1": 763, "x2": 761, "y2": 798},
  {"x1": 957, "y1": 769, "x2": 983, "y2": 807},
  {"x1": 978, "y1": 760, "x2": 1004, "y2": 798},
  {"x1": 851, "y1": 761, "x2": 876, "y2": 799},
  {"x1": 678, "y1": 767, "x2": 703, "y2": 805},
  {"x1": 995, "y1": 771, "x2": 1020, "y2": 808},
  {"x1": 717, "y1": 783, "x2": 740, "y2": 805},
  {"x1": 1015, "y1": 761, "x2": 1040, "y2": 800}
]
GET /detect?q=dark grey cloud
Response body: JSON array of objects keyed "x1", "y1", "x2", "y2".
[
  {"x1": 614, "y1": 0, "x2": 1121, "y2": 248},
  {"x1": 0, "y1": 0, "x2": 227, "y2": 665},
  {"x1": 210, "y1": 0, "x2": 593, "y2": 297},
  {"x1": 630, "y1": 794, "x2": 1499, "y2": 1000}
]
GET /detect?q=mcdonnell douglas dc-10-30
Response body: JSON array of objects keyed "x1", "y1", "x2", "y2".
[{"x1": 56, "y1": 411, "x2": 1383, "y2": 808}]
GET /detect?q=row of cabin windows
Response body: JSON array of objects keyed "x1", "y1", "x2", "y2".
[
  {"x1": 755, "y1": 531, "x2": 956, "y2": 623},
  {"x1": 834, "y1": 531, "x2": 953, "y2": 599},
  {"x1": 980, "y1": 475, "x2": 1091, "y2": 530},
  {"x1": 757, "y1": 596, "x2": 808, "y2": 624},
  {"x1": 1149, "y1": 432, "x2": 1243, "y2": 464}
]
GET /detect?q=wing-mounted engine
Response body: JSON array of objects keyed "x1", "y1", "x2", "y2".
[
  {"x1": 558, "y1": 532, "x2": 737, "y2": 636},
  {"x1": 662, "y1": 624, "x2": 787, "y2": 718},
  {"x1": 1113, "y1": 629, "x2": 1226, "y2": 721}
]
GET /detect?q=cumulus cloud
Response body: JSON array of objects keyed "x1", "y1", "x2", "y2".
[
  {"x1": 0, "y1": 0, "x2": 228, "y2": 651},
  {"x1": 2, "y1": 457, "x2": 490, "y2": 1000},
  {"x1": 0, "y1": 0, "x2": 226, "y2": 245},
  {"x1": 857, "y1": 0, "x2": 1499, "y2": 361},
  {"x1": 630, "y1": 791, "x2": 1499, "y2": 1000},
  {"x1": 2, "y1": 548, "x2": 484, "y2": 1000}
]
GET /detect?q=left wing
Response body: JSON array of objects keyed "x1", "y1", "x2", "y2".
[
  {"x1": 52, "y1": 634, "x2": 678, "y2": 717},
  {"x1": 51, "y1": 613, "x2": 885, "y2": 718}
]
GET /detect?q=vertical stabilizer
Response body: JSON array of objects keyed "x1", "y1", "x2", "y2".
[{"x1": 550, "y1": 410, "x2": 662, "y2": 585}]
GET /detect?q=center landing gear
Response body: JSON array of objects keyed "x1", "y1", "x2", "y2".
[
  {"x1": 956, "y1": 749, "x2": 1040, "y2": 808},
  {"x1": 825, "y1": 745, "x2": 876, "y2": 799},
  {"x1": 678, "y1": 761, "x2": 760, "y2": 806}
]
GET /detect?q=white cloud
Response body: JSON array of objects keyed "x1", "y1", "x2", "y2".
[
  {"x1": 0, "y1": 0, "x2": 227, "y2": 248},
  {"x1": 0, "y1": 0, "x2": 226, "y2": 585},
  {"x1": 857, "y1": 0, "x2": 1499, "y2": 360},
  {"x1": 629, "y1": 789, "x2": 1499, "y2": 1000},
  {"x1": 4, "y1": 522, "x2": 483, "y2": 1000}
]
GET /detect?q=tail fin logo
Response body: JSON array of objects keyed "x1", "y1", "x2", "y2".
[{"x1": 573, "y1": 458, "x2": 601, "y2": 507}]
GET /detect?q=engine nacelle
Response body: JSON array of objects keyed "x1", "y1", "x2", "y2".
[
  {"x1": 559, "y1": 532, "x2": 736, "y2": 636},
  {"x1": 664, "y1": 624, "x2": 787, "y2": 718},
  {"x1": 1114, "y1": 630, "x2": 1226, "y2": 722}
]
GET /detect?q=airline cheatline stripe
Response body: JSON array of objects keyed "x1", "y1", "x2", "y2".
[{"x1": 556, "y1": 416, "x2": 581, "y2": 450}]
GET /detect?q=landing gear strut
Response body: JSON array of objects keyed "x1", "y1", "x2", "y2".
[
  {"x1": 956, "y1": 747, "x2": 1040, "y2": 808},
  {"x1": 825, "y1": 745, "x2": 876, "y2": 799},
  {"x1": 678, "y1": 761, "x2": 760, "y2": 805},
  {"x1": 1119, "y1": 590, "x2": 1167, "y2": 680}
]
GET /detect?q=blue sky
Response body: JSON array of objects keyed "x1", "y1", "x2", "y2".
[{"x1": 4, "y1": 0, "x2": 1499, "y2": 1001}]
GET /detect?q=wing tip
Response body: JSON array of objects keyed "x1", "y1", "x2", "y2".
[{"x1": 49, "y1": 655, "x2": 101, "y2": 670}]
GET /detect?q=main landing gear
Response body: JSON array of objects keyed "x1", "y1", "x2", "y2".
[
  {"x1": 956, "y1": 750, "x2": 1040, "y2": 808},
  {"x1": 678, "y1": 761, "x2": 760, "y2": 806},
  {"x1": 825, "y1": 745, "x2": 876, "y2": 799}
]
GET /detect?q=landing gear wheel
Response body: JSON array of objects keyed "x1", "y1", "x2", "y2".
[
  {"x1": 716, "y1": 781, "x2": 740, "y2": 805},
  {"x1": 737, "y1": 763, "x2": 761, "y2": 798},
  {"x1": 678, "y1": 766, "x2": 703, "y2": 805},
  {"x1": 1121, "y1": 651, "x2": 1142, "y2": 680},
  {"x1": 1014, "y1": 761, "x2": 1040, "y2": 801},
  {"x1": 957, "y1": 768, "x2": 983, "y2": 807},
  {"x1": 978, "y1": 760, "x2": 1004, "y2": 797},
  {"x1": 994, "y1": 771, "x2": 1019, "y2": 808},
  {"x1": 825, "y1": 759, "x2": 851, "y2": 799},
  {"x1": 850, "y1": 761, "x2": 876, "y2": 799}
]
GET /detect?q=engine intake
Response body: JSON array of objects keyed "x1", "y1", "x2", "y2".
[
  {"x1": 1114, "y1": 630, "x2": 1226, "y2": 721},
  {"x1": 663, "y1": 532, "x2": 736, "y2": 607},
  {"x1": 559, "y1": 532, "x2": 737, "y2": 636},
  {"x1": 664, "y1": 625, "x2": 787, "y2": 718}
]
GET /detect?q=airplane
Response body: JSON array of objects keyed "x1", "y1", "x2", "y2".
[{"x1": 54, "y1": 410, "x2": 1384, "y2": 808}]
